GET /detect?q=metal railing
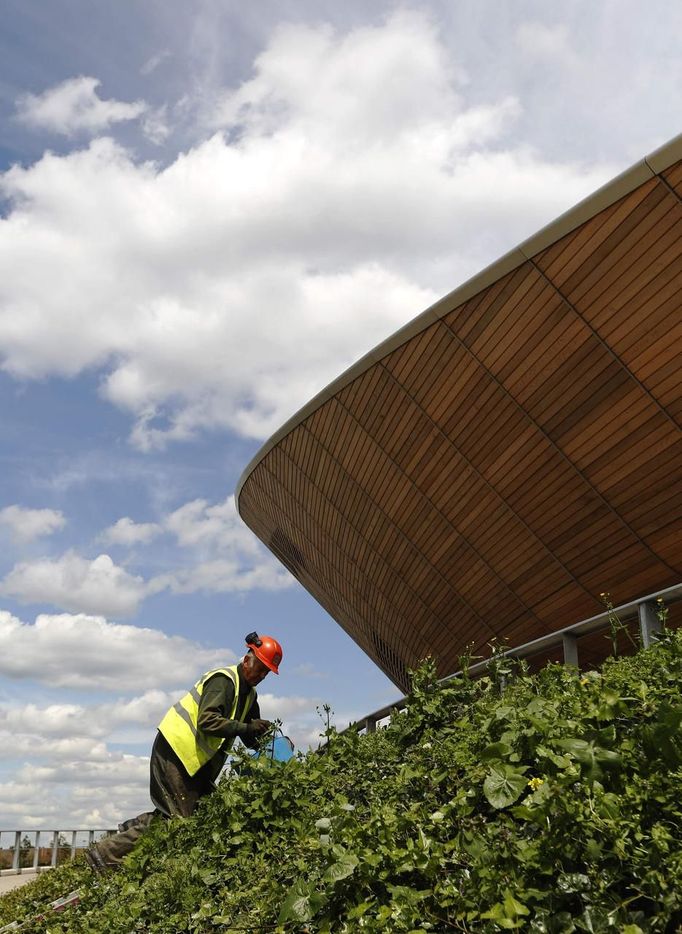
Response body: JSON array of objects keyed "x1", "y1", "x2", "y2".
[
  {"x1": 350, "y1": 582, "x2": 682, "y2": 735},
  {"x1": 0, "y1": 829, "x2": 115, "y2": 876}
]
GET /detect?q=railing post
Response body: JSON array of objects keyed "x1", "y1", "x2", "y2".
[
  {"x1": 12, "y1": 831, "x2": 20, "y2": 871},
  {"x1": 32, "y1": 831, "x2": 40, "y2": 870},
  {"x1": 71, "y1": 830, "x2": 77, "y2": 861},
  {"x1": 88, "y1": 830, "x2": 94, "y2": 848},
  {"x1": 639, "y1": 601, "x2": 661, "y2": 648},
  {"x1": 51, "y1": 830, "x2": 59, "y2": 867},
  {"x1": 365, "y1": 717, "x2": 377, "y2": 734},
  {"x1": 562, "y1": 633, "x2": 579, "y2": 667}
]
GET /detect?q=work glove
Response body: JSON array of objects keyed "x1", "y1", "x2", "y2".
[{"x1": 244, "y1": 718, "x2": 272, "y2": 737}]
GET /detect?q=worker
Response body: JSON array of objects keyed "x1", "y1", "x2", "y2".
[{"x1": 85, "y1": 631, "x2": 283, "y2": 871}]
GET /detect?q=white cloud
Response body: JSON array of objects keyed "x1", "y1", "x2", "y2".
[
  {"x1": 0, "y1": 504, "x2": 66, "y2": 544},
  {"x1": 514, "y1": 22, "x2": 578, "y2": 66},
  {"x1": 0, "y1": 689, "x2": 177, "y2": 741},
  {"x1": 142, "y1": 105, "x2": 171, "y2": 144},
  {"x1": 0, "y1": 737, "x2": 153, "y2": 825},
  {"x1": 0, "y1": 610, "x2": 234, "y2": 690},
  {"x1": 1, "y1": 732, "x2": 114, "y2": 761},
  {"x1": 140, "y1": 50, "x2": 171, "y2": 76},
  {"x1": 165, "y1": 495, "x2": 257, "y2": 553},
  {"x1": 0, "y1": 754, "x2": 150, "y2": 828},
  {"x1": 0, "y1": 13, "x2": 612, "y2": 449},
  {"x1": 0, "y1": 498, "x2": 292, "y2": 617},
  {"x1": 1, "y1": 551, "x2": 148, "y2": 617},
  {"x1": 1, "y1": 703, "x2": 92, "y2": 738},
  {"x1": 15, "y1": 753, "x2": 148, "y2": 788},
  {"x1": 97, "y1": 496, "x2": 293, "y2": 596},
  {"x1": 156, "y1": 557, "x2": 292, "y2": 595},
  {"x1": 16, "y1": 76, "x2": 147, "y2": 136},
  {"x1": 0, "y1": 539, "x2": 288, "y2": 616},
  {"x1": 107, "y1": 689, "x2": 177, "y2": 728},
  {"x1": 99, "y1": 516, "x2": 161, "y2": 546},
  {"x1": 210, "y1": 13, "x2": 461, "y2": 141},
  {"x1": 257, "y1": 692, "x2": 311, "y2": 723}
]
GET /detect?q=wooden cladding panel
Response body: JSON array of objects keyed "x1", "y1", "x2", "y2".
[
  {"x1": 239, "y1": 158, "x2": 682, "y2": 687},
  {"x1": 662, "y1": 163, "x2": 682, "y2": 196},
  {"x1": 538, "y1": 181, "x2": 657, "y2": 284},
  {"x1": 534, "y1": 180, "x2": 682, "y2": 429},
  {"x1": 537, "y1": 182, "x2": 669, "y2": 293},
  {"x1": 279, "y1": 429, "x2": 490, "y2": 631},
  {"x1": 306, "y1": 404, "x2": 531, "y2": 634}
]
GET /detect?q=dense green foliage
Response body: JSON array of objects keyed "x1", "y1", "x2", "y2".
[{"x1": 3, "y1": 629, "x2": 682, "y2": 932}]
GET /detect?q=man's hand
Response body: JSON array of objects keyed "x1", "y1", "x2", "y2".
[{"x1": 247, "y1": 718, "x2": 272, "y2": 736}]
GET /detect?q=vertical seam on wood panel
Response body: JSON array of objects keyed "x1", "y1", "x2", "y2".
[
  {"x1": 293, "y1": 419, "x2": 503, "y2": 642},
  {"x1": 333, "y1": 386, "x2": 560, "y2": 634},
  {"x1": 528, "y1": 186, "x2": 681, "y2": 432},
  {"x1": 528, "y1": 254, "x2": 682, "y2": 555},
  {"x1": 266, "y1": 429, "x2": 503, "y2": 665},
  {"x1": 377, "y1": 356, "x2": 600, "y2": 609},
  {"x1": 648, "y1": 167, "x2": 682, "y2": 204},
  {"x1": 443, "y1": 272, "x2": 681, "y2": 579},
  {"x1": 310, "y1": 421, "x2": 506, "y2": 643}
]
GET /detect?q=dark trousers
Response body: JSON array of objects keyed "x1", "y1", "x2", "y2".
[{"x1": 94, "y1": 732, "x2": 218, "y2": 867}]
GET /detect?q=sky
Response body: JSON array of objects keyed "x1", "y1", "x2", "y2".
[{"x1": 0, "y1": 0, "x2": 680, "y2": 831}]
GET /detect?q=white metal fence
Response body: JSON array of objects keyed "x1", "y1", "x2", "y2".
[{"x1": 0, "y1": 830, "x2": 115, "y2": 876}]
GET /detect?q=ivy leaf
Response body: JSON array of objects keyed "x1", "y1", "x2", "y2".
[
  {"x1": 386, "y1": 884, "x2": 430, "y2": 904},
  {"x1": 278, "y1": 881, "x2": 325, "y2": 924},
  {"x1": 483, "y1": 764, "x2": 528, "y2": 809},
  {"x1": 278, "y1": 890, "x2": 313, "y2": 924},
  {"x1": 555, "y1": 738, "x2": 622, "y2": 779},
  {"x1": 557, "y1": 872, "x2": 591, "y2": 893},
  {"x1": 641, "y1": 704, "x2": 682, "y2": 767},
  {"x1": 323, "y1": 853, "x2": 359, "y2": 883},
  {"x1": 536, "y1": 744, "x2": 571, "y2": 769},
  {"x1": 480, "y1": 741, "x2": 512, "y2": 762},
  {"x1": 504, "y1": 891, "x2": 530, "y2": 917},
  {"x1": 494, "y1": 706, "x2": 514, "y2": 721},
  {"x1": 481, "y1": 889, "x2": 529, "y2": 924}
]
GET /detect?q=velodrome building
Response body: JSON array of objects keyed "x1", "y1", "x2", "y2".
[{"x1": 237, "y1": 134, "x2": 682, "y2": 692}]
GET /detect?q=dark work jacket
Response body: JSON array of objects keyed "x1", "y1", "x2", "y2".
[{"x1": 194, "y1": 664, "x2": 261, "y2": 781}]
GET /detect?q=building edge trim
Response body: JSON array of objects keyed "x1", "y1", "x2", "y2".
[{"x1": 235, "y1": 131, "x2": 682, "y2": 514}]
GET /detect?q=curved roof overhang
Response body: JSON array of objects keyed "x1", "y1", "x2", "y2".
[{"x1": 237, "y1": 133, "x2": 682, "y2": 689}]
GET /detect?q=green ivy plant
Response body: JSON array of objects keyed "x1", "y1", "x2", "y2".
[{"x1": 3, "y1": 628, "x2": 682, "y2": 932}]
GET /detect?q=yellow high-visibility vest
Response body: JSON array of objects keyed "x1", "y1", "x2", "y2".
[{"x1": 158, "y1": 665, "x2": 255, "y2": 777}]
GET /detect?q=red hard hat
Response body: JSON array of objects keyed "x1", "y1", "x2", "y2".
[{"x1": 245, "y1": 632, "x2": 283, "y2": 674}]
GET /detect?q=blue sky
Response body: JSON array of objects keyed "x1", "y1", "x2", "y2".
[{"x1": 0, "y1": 0, "x2": 680, "y2": 828}]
